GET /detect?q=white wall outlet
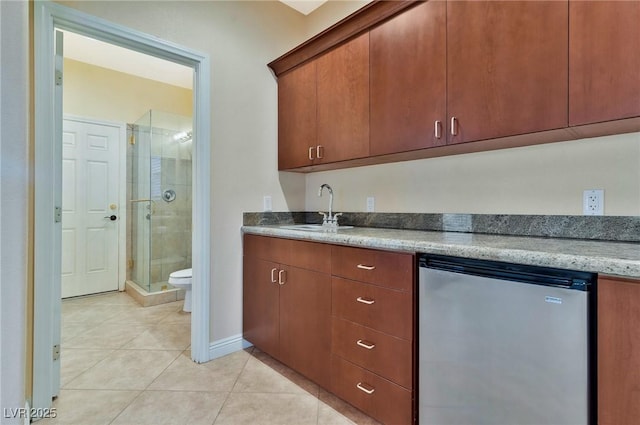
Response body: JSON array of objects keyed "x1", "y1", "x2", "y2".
[
  {"x1": 583, "y1": 189, "x2": 604, "y2": 215},
  {"x1": 366, "y1": 196, "x2": 375, "y2": 212},
  {"x1": 263, "y1": 195, "x2": 272, "y2": 212}
]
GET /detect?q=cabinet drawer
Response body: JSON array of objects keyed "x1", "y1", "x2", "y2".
[
  {"x1": 244, "y1": 234, "x2": 290, "y2": 264},
  {"x1": 331, "y1": 245, "x2": 413, "y2": 291},
  {"x1": 289, "y1": 239, "x2": 331, "y2": 274},
  {"x1": 332, "y1": 317, "x2": 412, "y2": 389},
  {"x1": 331, "y1": 355, "x2": 413, "y2": 425},
  {"x1": 332, "y1": 277, "x2": 412, "y2": 341}
]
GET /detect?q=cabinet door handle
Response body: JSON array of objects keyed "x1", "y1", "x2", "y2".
[
  {"x1": 356, "y1": 296, "x2": 375, "y2": 305},
  {"x1": 434, "y1": 120, "x2": 442, "y2": 139},
  {"x1": 308, "y1": 146, "x2": 315, "y2": 160},
  {"x1": 356, "y1": 339, "x2": 375, "y2": 350},
  {"x1": 451, "y1": 117, "x2": 458, "y2": 136},
  {"x1": 278, "y1": 269, "x2": 286, "y2": 285},
  {"x1": 271, "y1": 268, "x2": 278, "y2": 283},
  {"x1": 316, "y1": 145, "x2": 324, "y2": 159},
  {"x1": 357, "y1": 264, "x2": 375, "y2": 271},
  {"x1": 356, "y1": 382, "x2": 375, "y2": 395}
]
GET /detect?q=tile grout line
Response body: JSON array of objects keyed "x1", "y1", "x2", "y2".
[{"x1": 210, "y1": 348, "x2": 254, "y2": 424}]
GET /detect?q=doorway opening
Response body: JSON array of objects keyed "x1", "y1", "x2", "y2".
[{"x1": 34, "y1": 1, "x2": 211, "y2": 411}]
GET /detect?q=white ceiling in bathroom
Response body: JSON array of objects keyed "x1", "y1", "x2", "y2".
[{"x1": 62, "y1": 30, "x2": 193, "y2": 89}]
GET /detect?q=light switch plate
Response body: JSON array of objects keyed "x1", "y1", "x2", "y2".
[{"x1": 366, "y1": 197, "x2": 375, "y2": 212}]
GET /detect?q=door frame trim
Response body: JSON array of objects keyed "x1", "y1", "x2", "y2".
[{"x1": 34, "y1": 1, "x2": 212, "y2": 409}]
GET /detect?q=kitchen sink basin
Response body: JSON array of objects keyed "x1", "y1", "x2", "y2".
[{"x1": 279, "y1": 224, "x2": 354, "y2": 232}]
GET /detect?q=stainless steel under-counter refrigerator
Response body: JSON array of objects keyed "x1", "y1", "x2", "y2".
[{"x1": 418, "y1": 254, "x2": 596, "y2": 425}]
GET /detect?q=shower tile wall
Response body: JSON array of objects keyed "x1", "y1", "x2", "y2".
[{"x1": 127, "y1": 124, "x2": 192, "y2": 291}]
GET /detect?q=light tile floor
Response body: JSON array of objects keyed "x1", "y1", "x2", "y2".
[{"x1": 40, "y1": 291, "x2": 380, "y2": 425}]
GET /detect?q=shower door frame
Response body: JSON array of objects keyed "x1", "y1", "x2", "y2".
[{"x1": 33, "y1": 0, "x2": 211, "y2": 411}]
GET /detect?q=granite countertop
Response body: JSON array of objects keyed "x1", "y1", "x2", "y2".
[{"x1": 241, "y1": 225, "x2": 640, "y2": 278}]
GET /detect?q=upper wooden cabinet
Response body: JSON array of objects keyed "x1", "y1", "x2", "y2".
[
  {"x1": 447, "y1": 1, "x2": 569, "y2": 144},
  {"x1": 316, "y1": 33, "x2": 370, "y2": 164},
  {"x1": 569, "y1": 1, "x2": 640, "y2": 126},
  {"x1": 278, "y1": 61, "x2": 317, "y2": 170},
  {"x1": 270, "y1": 0, "x2": 639, "y2": 172},
  {"x1": 277, "y1": 34, "x2": 370, "y2": 169},
  {"x1": 370, "y1": 1, "x2": 447, "y2": 155}
]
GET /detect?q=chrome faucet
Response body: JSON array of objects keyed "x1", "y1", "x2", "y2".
[{"x1": 318, "y1": 183, "x2": 342, "y2": 227}]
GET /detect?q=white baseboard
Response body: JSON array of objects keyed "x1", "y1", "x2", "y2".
[{"x1": 208, "y1": 334, "x2": 253, "y2": 360}]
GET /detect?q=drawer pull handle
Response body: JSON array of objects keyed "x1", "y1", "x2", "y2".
[
  {"x1": 356, "y1": 297, "x2": 375, "y2": 305},
  {"x1": 356, "y1": 382, "x2": 375, "y2": 395},
  {"x1": 278, "y1": 269, "x2": 286, "y2": 285},
  {"x1": 357, "y1": 264, "x2": 375, "y2": 271},
  {"x1": 271, "y1": 268, "x2": 278, "y2": 283},
  {"x1": 308, "y1": 146, "x2": 315, "y2": 160},
  {"x1": 356, "y1": 339, "x2": 375, "y2": 350}
]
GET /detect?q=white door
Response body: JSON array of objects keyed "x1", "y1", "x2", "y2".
[{"x1": 62, "y1": 117, "x2": 121, "y2": 298}]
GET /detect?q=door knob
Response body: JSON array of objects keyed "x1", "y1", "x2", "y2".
[{"x1": 104, "y1": 215, "x2": 118, "y2": 221}]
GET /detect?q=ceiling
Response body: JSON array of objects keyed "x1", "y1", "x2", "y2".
[
  {"x1": 280, "y1": 0, "x2": 327, "y2": 15},
  {"x1": 62, "y1": 1, "x2": 329, "y2": 89},
  {"x1": 62, "y1": 30, "x2": 194, "y2": 89}
]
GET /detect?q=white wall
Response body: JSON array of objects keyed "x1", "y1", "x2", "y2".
[
  {"x1": 306, "y1": 133, "x2": 640, "y2": 216},
  {"x1": 57, "y1": 0, "x2": 308, "y2": 343},
  {"x1": 0, "y1": 0, "x2": 28, "y2": 419}
]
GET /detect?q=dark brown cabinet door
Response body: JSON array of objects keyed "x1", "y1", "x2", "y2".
[
  {"x1": 569, "y1": 1, "x2": 640, "y2": 126},
  {"x1": 447, "y1": 1, "x2": 568, "y2": 144},
  {"x1": 317, "y1": 33, "x2": 370, "y2": 163},
  {"x1": 242, "y1": 257, "x2": 280, "y2": 359},
  {"x1": 279, "y1": 266, "x2": 331, "y2": 390},
  {"x1": 370, "y1": 1, "x2": 447, "y2": 155},
  {"x1": 278, "y1": 61, "x2": 317, "y2": 170},
  {"x1": 598, "y1": 276, "x2": 640, "y2": 425}
]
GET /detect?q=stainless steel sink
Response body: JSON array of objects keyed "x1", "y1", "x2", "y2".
[{"x1": 279, "y1": 224, "x2": 354, "y2": 232}]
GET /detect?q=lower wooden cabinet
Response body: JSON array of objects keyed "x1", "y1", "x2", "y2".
[
  {"x1": 243, "y1": 234, "x2": 416, "y2": 424},
  {"x1": 243, "y1": 235, "x2": 331, "y2": 389},
  {"x1": 598, "y1": 275, "x2": 640, "y2": 425}
]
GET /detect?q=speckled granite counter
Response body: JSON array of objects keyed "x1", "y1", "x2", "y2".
[{"x1": 241, "y1": 225, "x2": 640, "y2": 279}]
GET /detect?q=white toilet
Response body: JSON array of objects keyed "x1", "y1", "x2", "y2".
[{"x1": 169, "y1": 268, "x2": 192, "y2": 312}]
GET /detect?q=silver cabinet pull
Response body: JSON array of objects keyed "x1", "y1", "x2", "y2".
[
  {"x1": 451, "y1": 117, "x2": 458, "y2": 136},
  {"x1": 356, "y1": 382, "x2": 375, "y2": 395},
  {"x1": 316, "y1": 145, "x2": 324, "y2": 159},
  {"x1": 278, "y1": 269, "x2": 286, "y2": 285},
  {"x1": 308, "y1": 146, "x2": 315, "y2": 160},
  {"x1": 357, "y1": 264, "x2": 375, "y2": 271},
  {"x1": 434, "y1": 120, "x2": 442, "y2": 139},
  {"x1": 356, "y1": 339, "x2": 375, "y2": 350},
  {"x1": 271, "y1": 268, "x2": 278, "y2": 283},
  {"x1": 356, "y1": 297, "x2": 375, "y2": 305}
]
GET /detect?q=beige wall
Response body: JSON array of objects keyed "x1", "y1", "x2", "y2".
[
  {"x1": 63, "y1": 58, "x2": 192, "y2": 123},
  {"x1": 305, "y1": 133, "x2": 640, "y2": 216},
  {"x1": 58, "y1": 0, "x2": 308, "y2": 344}
]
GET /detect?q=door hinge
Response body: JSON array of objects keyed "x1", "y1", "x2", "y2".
[
  {"x1": 55, "y1": 70, "x2": 63, "y2": 87},
  {"x1": 127, "y1": 259, "x2": 134, "y2": 269},
  {"x1": 129, "y1": 134, "x2": 136, "y2": 145},
  {"x1": 54, "y1": 206, "x2": 62, "y2": 223},
  {"x1": 53, "y1": 344, "x2": 60, "y2": 361}
]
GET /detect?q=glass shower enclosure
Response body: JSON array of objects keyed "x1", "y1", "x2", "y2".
[{"x1": 127, "y1": 110, "x2": 192, "y2": 294}]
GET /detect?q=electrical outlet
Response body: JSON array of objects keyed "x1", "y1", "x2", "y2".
[
  {"x1": 583, "y1": 190, "x2": 604, "y2": 215},
  {"x1": 263, "y1": 195, "x2": 272, "y2": 212},
  {"x1": 366, "y1": 197, "x2": 375, "y2": 212}
]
